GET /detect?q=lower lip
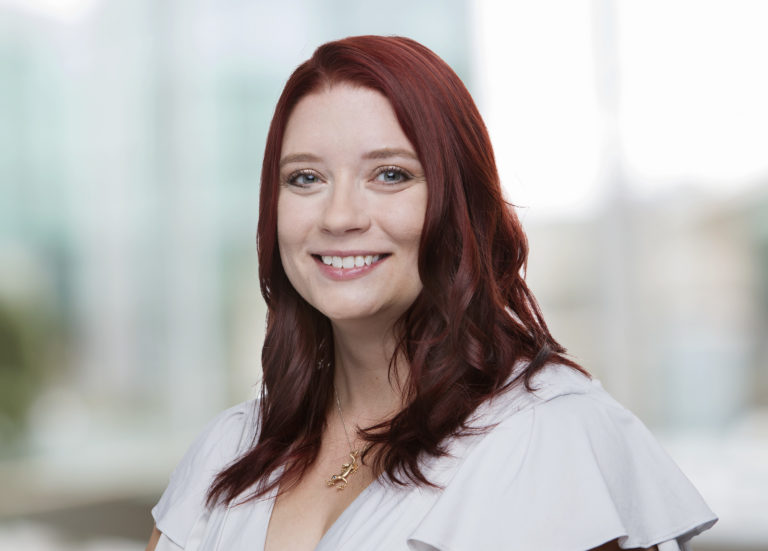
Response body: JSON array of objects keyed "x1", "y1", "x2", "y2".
[{"x1": 313, "y1": 256, "x2": 387, "y2": 281}]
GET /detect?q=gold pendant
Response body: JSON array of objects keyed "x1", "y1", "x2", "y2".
[{"x1": 327, "y1": 450, "x2": 360, "y2": 491}]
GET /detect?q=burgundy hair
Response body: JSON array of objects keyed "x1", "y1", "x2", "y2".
[{"x1": 207, "y1": 35, "x2": 586, "y2": 506}]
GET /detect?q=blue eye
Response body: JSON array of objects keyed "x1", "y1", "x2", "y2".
[
  {"x1": 286, "y1": 170, "x2": 320, "y2": 187},
  {"x1": 375, "y1": 166, "x2": 411, "y2": 184}
]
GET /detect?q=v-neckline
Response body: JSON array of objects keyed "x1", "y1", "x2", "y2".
[
  {"x1": 261, "y1": 473, "x2": 382, "y2": 551},
  {"x1": 313, "y1": 475, "x2": 382, "y2": 550}
]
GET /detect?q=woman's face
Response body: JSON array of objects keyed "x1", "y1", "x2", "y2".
[{"x1": 277, "y1": 84, "x2": 427, "y2": 327}]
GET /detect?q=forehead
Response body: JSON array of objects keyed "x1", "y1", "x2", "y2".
[{"x1": 281, "y1": 84, "x2": 414, "y2": 158}]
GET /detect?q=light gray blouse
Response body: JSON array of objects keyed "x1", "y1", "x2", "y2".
[{"x1": 152, "y1": 363, "x2": 717, "y2": 551}]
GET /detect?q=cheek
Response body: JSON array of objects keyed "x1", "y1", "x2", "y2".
[
  {"x1": 276, "y1": 195, "x2": 305, "y2": 276},
  {"x1": 276, "y1": 192, "x2": 305, "y2": 248},
  {"x1": 389, "y1": 198, "x2": 426, "y2": 249},
  {"x1": 276, "y1": 225, "x2": 307, "y2": 301}
]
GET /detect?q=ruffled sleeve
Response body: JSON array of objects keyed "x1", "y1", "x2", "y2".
[
  {"x1": 408, "y1": 384, "x2": 717, "y2": 551},
  {"x1": 151, "y1": 400, "x2": 256, "y2": 549}
]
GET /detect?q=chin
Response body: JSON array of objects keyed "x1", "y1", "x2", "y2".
[
  {"x1": 321, "y1": 307, "x2": 383, "y2": 324},
  {"x1": 312, "y1": 298, "x2": 383, "y2": 323},
  {"x1": 321, "y1": 300, "x2": 418, "y2": 328}
]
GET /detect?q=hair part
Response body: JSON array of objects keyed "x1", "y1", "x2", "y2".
[{"x1": 207, "y1": 35, "x2": 585, "y2": 507}]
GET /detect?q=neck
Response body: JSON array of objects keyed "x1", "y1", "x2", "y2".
[{"x1": 330, "y1": 318, "x2": 408, "y2": 426}]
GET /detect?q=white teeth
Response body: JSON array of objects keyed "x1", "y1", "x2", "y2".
[{"x1": 319, "y1": 254, "x2": 383, "y2": 269}]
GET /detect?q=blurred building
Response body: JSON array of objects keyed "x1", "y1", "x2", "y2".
[
  {"x1": 527, "y1": 184, "x2": 768, "y2": 428},
  {"x1": 1, "y1": 0, "x2": 766, "y2": 549},
  {"x1": 0, "y1": 0, "x2": 471, "y2": 547}
]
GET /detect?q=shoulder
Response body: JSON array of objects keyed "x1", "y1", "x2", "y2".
[
  {"x1": 151, "y1": 399, "x2": 258, "y2": 548},
  {"x1": 468, "y1": 361, "x2": 598, "y2": 426},
  {"x1": 408, "y1": 364, "x2": 718, "y2": 551},
  {"x1": 474, "y1": 362, "x2": 665, "y2": 446},
  {"x1": 168, "y1": 399, "x2": 257, "y2": 479}
]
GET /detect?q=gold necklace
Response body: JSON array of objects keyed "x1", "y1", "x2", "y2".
[{"x1": 327, "y1": 386, "x2": 362, "y2": 491}]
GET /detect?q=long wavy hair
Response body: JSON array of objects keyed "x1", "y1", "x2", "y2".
[{"x1": 207, "y1": 35, "x2": 585, "y2": 506}]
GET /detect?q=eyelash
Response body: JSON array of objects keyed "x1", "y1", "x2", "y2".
[
  {"x1": 283, "y1": 166, "x2": 413, "y2": 188},
  {"x1": 372, "y1": 166, "x2": 413, "y2": 185},
  {"x1": 284, "y1": 169, "x2": 321, "y2": 188}
]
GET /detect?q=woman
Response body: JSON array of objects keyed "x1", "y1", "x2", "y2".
[{"x1": 147, "y1": 36, "x2": 716, "y2": 551}]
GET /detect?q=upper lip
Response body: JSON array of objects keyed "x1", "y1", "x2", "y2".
[{"x1": 311, "y1": 250, "x2": 389, "y2": 257}]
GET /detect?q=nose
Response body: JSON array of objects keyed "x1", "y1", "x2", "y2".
[{"x1": 320, "y1": 177, "x2": 371, "y2": 235}]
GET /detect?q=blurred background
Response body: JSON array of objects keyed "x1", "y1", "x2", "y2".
[{"x1": 0, "y1": 0, "x2": 766, "y2": 549}]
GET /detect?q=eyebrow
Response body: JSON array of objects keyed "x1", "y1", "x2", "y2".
[
  {"x1": 279, "y1": 153, "x2": 322, "y2": 169},
  {"x1": 279, "y1": 148, "x2": 419, "y2": 169},
  {"x1": 362, "y1": 148, "x2": 419, "y2": 161}
]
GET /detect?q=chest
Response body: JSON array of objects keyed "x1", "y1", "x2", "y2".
[{"x1": 263, "y1": 449, "x2": 377, "y2": 551}]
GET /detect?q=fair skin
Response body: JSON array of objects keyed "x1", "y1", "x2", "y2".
[
  {"x1": 266, "y1": 83, "x2": 427, "y2": 550},
  {"x1": 147, "y1": 84, "x2": 426, "y2": 551},
  {"x1": 145, "y1": 84, "x2": 659, "y2": 551},
  {"x1": 275, "y1": 83, "x2": 426, "y2": 414},
  {"x1": 145, "y1": 527, "x2": 656, "y2": 551}
]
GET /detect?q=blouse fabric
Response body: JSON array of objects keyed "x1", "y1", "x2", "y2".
[{"x1": 151, "y1": 363, "x2": 717, "y2": 551}]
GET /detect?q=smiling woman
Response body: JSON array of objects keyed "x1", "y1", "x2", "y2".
[
  {"x1": 277, "y1": 85, "x2": 427, "y2": 326},
  {"x1": 146, "y1": 36, "x2": 717, "y2": 551}
]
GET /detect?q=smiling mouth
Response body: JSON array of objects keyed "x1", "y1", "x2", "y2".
[{"x1": 312, "y1": 254, "x2": 390, "y2": 269}]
